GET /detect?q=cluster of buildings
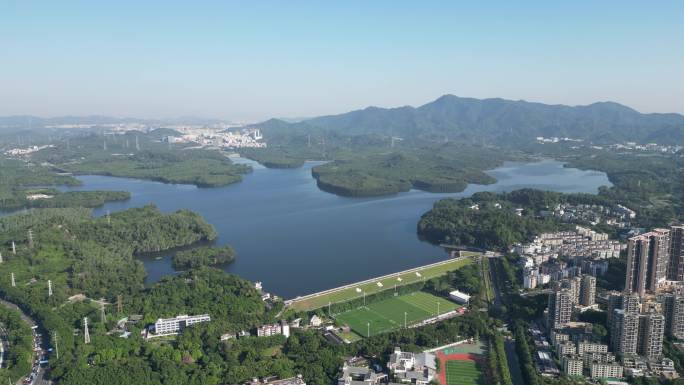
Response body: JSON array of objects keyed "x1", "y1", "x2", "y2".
[
  {"x1": 540, "y1": 203, "x2": 636, "y2": 228},
  {"x1": 608, "y1": 142, "x2": 683, "y2": 154},
  {"x1": 4, "y1": 144, "x2": 54, "y2": 156},
  {"x1": 516, "y1": 227, "x2": 624, "y2": 289},
  {"x1": 539, "y1": 225, "x2": 684, "y2": 380},
  {"x1": 164, "y1": 128, "x2": 265, "y2": 149},
  {"x1": 338, "y1": 348, "x2": 436, "y2": 385},
  {"x1": 535, "y1": 136, "x2": 584, "y2": 144},
  {"x1": 534, "y1": 137, "x2": 682, "y2": 154}
]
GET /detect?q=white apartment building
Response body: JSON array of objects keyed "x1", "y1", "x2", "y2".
[
  {"x1": 562, "y1": 356, "x2": 583, "y2": 376},
  {"x1": 151, "y1": 314, "x2": 211, "y2": 337},
  {"x1": 590, "y1": 363, "x2": 623, "y2": 379}
]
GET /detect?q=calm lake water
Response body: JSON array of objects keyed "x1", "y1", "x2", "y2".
[{"x1": 61, "y1": 159, "x2": 610, "y2": 299}]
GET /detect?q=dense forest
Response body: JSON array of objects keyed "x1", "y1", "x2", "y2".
[
  {"x1": 171, "y1": 246, "x2": 235, "y2": 270},
  {"x1": 311, "y1": 145, "x2": 512, "y2": 197},
  {"x1": 0, "y1": 158, "x2": 130, "y2": 211},
  {"x1": 20, "y1": 133, "x2": 251, "y2": 187}
]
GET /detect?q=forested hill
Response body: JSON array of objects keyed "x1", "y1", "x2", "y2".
[{"x1": 258, "y1": 95, "x2": 684, "y2": 145}]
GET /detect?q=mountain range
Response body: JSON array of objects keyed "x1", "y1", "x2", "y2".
[
  {"x1": 259, "y1": 95, "x2": 684, "y2": 145},
  {"x1": 4, "y1": 95, "x2": 684, "y2": 144}
]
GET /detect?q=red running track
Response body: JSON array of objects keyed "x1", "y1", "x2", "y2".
[{"x1": 435, "y1": 352, "x2": 480, "y2": 385}]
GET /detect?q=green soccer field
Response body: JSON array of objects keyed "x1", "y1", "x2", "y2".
[
  {"x1": 288, "y1": 255, "x2": 475, "y2": 311},
  {"x1": 334, "y1": 291, "x2": 458, "y2": 337},
  {"x1": 445, "y1": 360, "x2": 484, "y2": 385}
]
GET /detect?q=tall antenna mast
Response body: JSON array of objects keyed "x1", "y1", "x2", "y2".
[
  {"x1": 83, "y1": 317, "x2": 90, "y2": 344},
  {"x1": 48, "y1": 280, "x2": 53, "y2": 297}
]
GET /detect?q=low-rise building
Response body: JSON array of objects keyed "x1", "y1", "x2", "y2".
[
  {"x1": 338, "y1": 364, "x2": 385, "y2": 385},
  {"x1": 448, "y1": 290, "x2": 470, "y2": 305},
  {"x1": 577, "y1": 342, "x2": 608, "y2": 355},
  {"x1": 310, "y1": 315, "x2": 322, "y2": 327},
  {"x1": 590, "y1": 363, "x2": 623, "y2": 379},
  {"x1": 561, "y1": 356, "x2": 583, "y2": 376},
  {"x1": 149, "y1": 314, "x2": 210, "y2": 338},
  {"x1": 244, "y1": 375, "x2": 306, "y2": 385},
  {"x1": 257, "y1": 320, "x2": 290, "y2": 338},
  {"x1": 387, "y1": 347, "x2": 437, "y2": 385}
]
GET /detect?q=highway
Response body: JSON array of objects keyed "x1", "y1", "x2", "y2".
[{"x1": 0, "y1": 298, "x2": 52, "y2": 385}]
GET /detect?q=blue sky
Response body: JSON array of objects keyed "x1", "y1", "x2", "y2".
[{"x1": 1, "y1": 1, "x2": 683, "y2": 121}]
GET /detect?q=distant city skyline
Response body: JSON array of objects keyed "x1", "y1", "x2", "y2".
[{"x1": 2, "y1": 1, "x2": 683, "y2": 121}]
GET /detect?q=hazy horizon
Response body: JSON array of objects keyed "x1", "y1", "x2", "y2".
[{"x1": 2, "y1": 1, "x2": 683, "y2": 121}]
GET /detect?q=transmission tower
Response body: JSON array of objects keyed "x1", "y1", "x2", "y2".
[
  {"x1": 11, "y1": 273, "x2": 16, "y2": 287},
  {"x1": 83, "y1": 317, "x2": 90, "y2": 344},
  {"x1": 11, "y1": 241, "x2": 16, "y2": 254},
  {"x1": 53, "y1": 332, "x2": 59, "y2": 359},
  {"x1": 117, "y1": 295, "x2": 123, "y2": 314},
  {"x1": 27, "y1": 229, "x2": 34, "y2": 249},
  {"x1": 100, "y1": 304, "x2": 106, "y2": 324},
  {"x1": 48, "y1": 280, "x2": 53, "y2": 297}
]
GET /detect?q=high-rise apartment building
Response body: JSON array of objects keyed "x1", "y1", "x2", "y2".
[
  {"x1": 625, "y1": 229, "x2": 671, "y2": 296},
  {"x1": 668, "y1": 226, "x2": 684, "y2": 281},
  {"x1": 612, "y1": 309, "x2": 639, "y2": 355},
  {"x1": 548, "y1": 288, "x2": 573, "y2": 329},
  {"x1": 580, "y1": 275, "x2": 596, "y2": 306},
  {"x1": 637, "y1": 312, "x2": 665, "y2": 359}
]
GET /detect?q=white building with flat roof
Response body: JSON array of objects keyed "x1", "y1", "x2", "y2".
[
  {"x1": 151, "y1": 314, "x2": 210, "y2": 337},
  {"x1": 448, "y1": 290, "x2": 471, "y2": 304}
]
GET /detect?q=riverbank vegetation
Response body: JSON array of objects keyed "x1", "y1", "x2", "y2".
[
  {"x1": 0, "y1": 158, "x2": 130, "y2": 211},
  {"x1": 0, "y1": 203, "x2": 497, "y2": 385},
  {"x1": 25, "y1": 133, "x2": 251, "y2": 187},
  {"x1": 171, "y1": 246, "x2": 235, "y2": 270}
]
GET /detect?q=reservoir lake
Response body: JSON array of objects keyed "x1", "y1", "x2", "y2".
[{"x1": 63, "y1": 159, "x2": 611, "y2": 299}]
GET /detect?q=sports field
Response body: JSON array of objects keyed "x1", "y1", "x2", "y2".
[
  {"x1": 334, "y1": 291, "x2": 458, "y2": 336},
  {"x1": 445, "y1": 360, "x2": 484, "y2": 385},
  {"x1": 288, "y1": 254, "x2": 475, "y2": 311}
]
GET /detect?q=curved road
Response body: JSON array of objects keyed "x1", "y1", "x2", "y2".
[{"x1": 0, "y1": 298, "x2": 52, "y2": 385}]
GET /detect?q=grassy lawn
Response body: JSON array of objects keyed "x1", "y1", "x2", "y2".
[
  {"x1": 445, "y1": 360, "x2": 484, "y2": 385},
  {"x1": 289, "y1": 254, "x2": 475, "y2": 311},
  {"x1": 334, "y1": 291, "x2": 458, "y2": 337}
]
